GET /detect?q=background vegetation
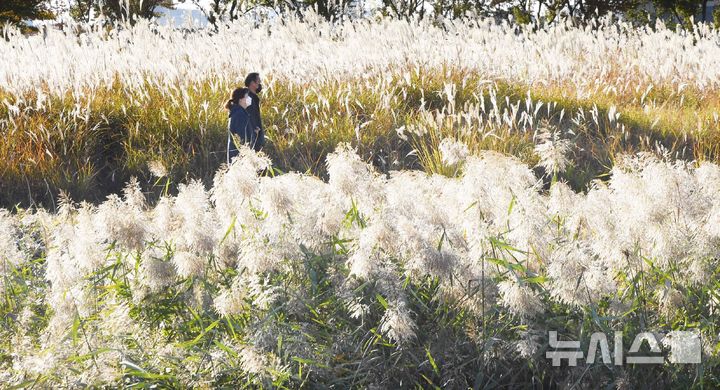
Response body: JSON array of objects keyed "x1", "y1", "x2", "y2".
[
  {"x1": 3, "y1": 67, "x2": 720, "y2": 209},
  {"x1": 3, "y1": 0, "x2": 720, "y2": 31}
]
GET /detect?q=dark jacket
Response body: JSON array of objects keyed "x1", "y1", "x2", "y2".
[
  {"x1": 229, "y1": 105, "x2": 253, "y2": 144},
  {"x1": 227, "y1": 105, "x2": 255, "y2": 163},
  {"x1": 245, "y1": 91, "x2": 265, "y2": 151}
]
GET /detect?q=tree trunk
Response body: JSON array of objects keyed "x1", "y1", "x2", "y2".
[
  {"x1": 229, "y1": 0, "x2": 238, "y2": 20},
  {"x1": 536, "y1": 0, "x2": 544, "y2": 22}
]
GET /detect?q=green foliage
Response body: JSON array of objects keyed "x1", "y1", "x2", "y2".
[
  {"x1": 69, "y1": 0, "x2": 174, "y2": 23},
  {"x1": 0, "y1": 0, "x2": 54, "y2": 31},
  {"x1": 511, "y1": 5, "x2": 532, "y2": 24},
  {"x1": 646, "y1": 0, "x2": 706, "y2": 29}
]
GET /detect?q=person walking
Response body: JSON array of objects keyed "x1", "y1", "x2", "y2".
[
  {"x1": 244, "y1": 72, "x2": 265, "y2": 151},
  {"x1": 225, "y1": 87, "x2": 255, "y2": 163}
]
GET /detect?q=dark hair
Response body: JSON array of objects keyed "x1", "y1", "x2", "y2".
[
  {"x1": 244, "y1": 72, "x2": 260, "y2": 87},
  {"x1": 225, "y1": 87, "x2": 249, "y2": 110}
]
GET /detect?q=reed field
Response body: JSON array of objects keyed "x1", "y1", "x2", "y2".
[
  {"x1": 2, "y1": 12, "x2": 720, "y2": 388},
  {"x1": 2, "y1": 15, "x2": 720, "y2": 206}
]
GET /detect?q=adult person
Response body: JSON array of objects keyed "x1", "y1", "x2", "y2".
[
  {"x1": 244, "y1": 72, "x2": 265, "y2": 151},
  {"x1": 225, "y1": 87, "x2": 256, "y2": 163}
]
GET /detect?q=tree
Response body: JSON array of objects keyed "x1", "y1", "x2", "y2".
[
  {"x1": 177, "y1": 0, "x2": 249, "y2": 26},
  {"x1": 381, "y1": 0, "x2": 427, "y2": 19},
  {"x1": 267, "y1": 0, "x2": 357, "y2": 21},
  {"x1": 619, "y1": 0, "x2": 708, "y2": 29},
  {"x1": 102, "y1": 0, "x2": 176, "y2": 21},
  {"x1": 69, "y1": 0, "x2": 94, "y2": 22},
  {"x1": 650, "y1": 0, "x2": 703, "y2": 27},
  {"x1": 69, "y1": 0, "x2": 176, "y2": 23},
  {"x1": 537, "y1": 0, "x2": 642, "y2": 24},
  {"x1": 0, "y1": 0, "x2": 54, "y2": 31}
]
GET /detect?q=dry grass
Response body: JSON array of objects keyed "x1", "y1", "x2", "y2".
[{"x1": 2, "y1": 65, "x2": 720, "y2": 208}]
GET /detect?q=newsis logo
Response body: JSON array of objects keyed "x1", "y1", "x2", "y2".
[{"x1": 546, "y1": 330, "x2": 702, "y2": 366}]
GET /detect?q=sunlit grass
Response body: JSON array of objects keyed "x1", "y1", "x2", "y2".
[{"x1": 3, "y1": 66, "x2": 720, "y2": 208}]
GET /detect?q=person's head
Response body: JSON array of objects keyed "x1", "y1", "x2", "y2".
[
  {"x1": 225, "y1": 87, "x2": 251, "y2": 110},
  {"x1": 244, "y1": 72, "x2": 262, "y2": 94}
]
